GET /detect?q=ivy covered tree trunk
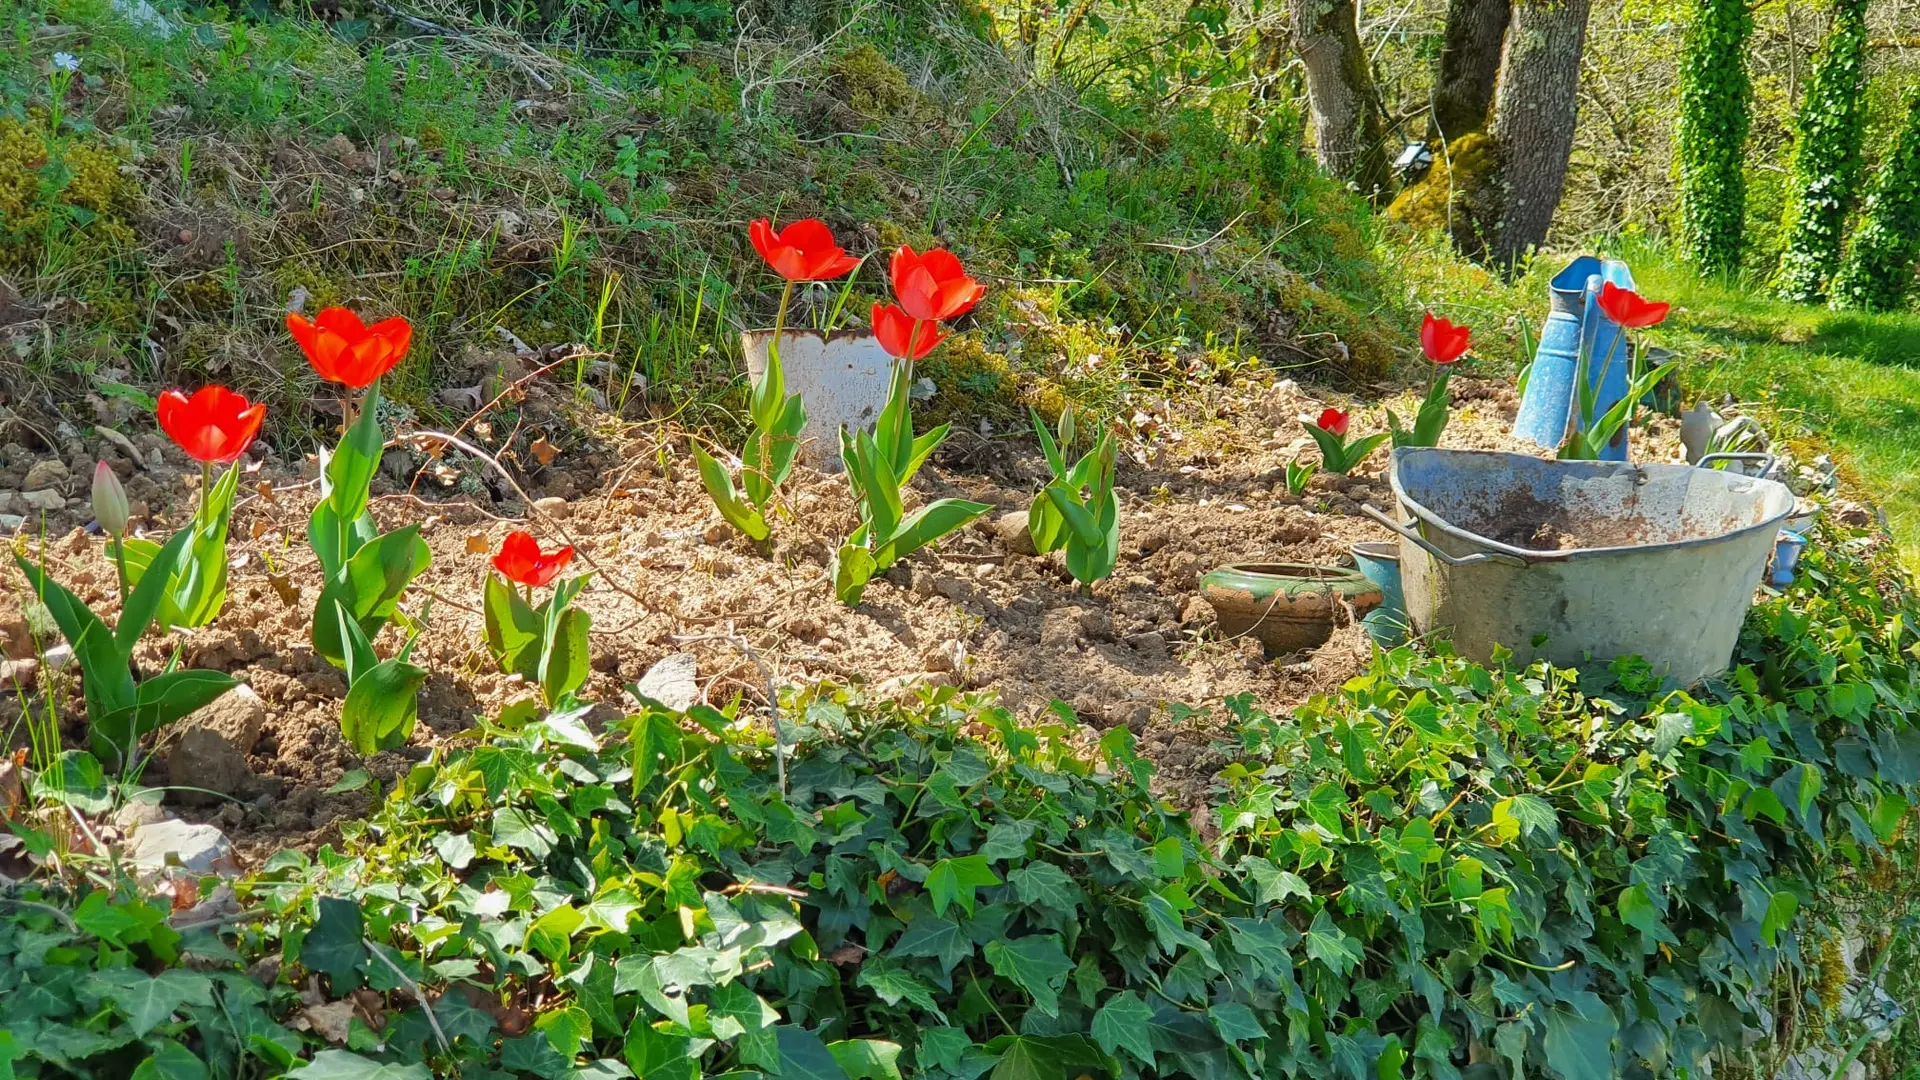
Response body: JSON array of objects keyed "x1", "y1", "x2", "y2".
[
  {"x1": 1772, "y1": 0, "x2": 1871, "y2": 303},
  {"x1": 1831, "y1": 93, "x2": 1920, "y2": 312},
  {"x1": 1428, "y1": 0, "x2": 1511, "y2": 141},
  {"x1": 1485, "y1": 0, "x2": 1594, "y2": 268},
  {"x1": 1290, "y1": 0, "x2": 1393, "y2": 204},
  {"x1": 1676, "y1": 0, "x2": 1753, "y2": 278}
]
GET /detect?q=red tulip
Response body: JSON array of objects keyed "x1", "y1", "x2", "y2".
[
  {"x1": 157, "y1": 386, "x2": 266, "y2": 464},
  {"x1": 493, "y1": 530, "x2": 575, "y2": 589},
  {"x1": 872, "y1": 303, "x2": 945, "y2": 361},
  {"x1": 749, "y1": 218, "x2": 861, "y2": 282},
  {"x1": 1596, "y1": 282, "x2": 1670, "y2": 329},
  {"x1": 1420, "y1": 312, "x2": 1471, "y2": 364},
  {"x1": 1316, "y1": 408, "x2": 1350, "y2": 437},
  {"x1": 288, "y1": 307, "x2": 412, "y2": 389},
  {"x1": 890, "y1": 246, "x2": 985, "y2": 323}
]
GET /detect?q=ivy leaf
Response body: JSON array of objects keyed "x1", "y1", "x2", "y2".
[
  {"x1": 1304, "y1": 909, "x2": 1364, "y2": 977},
  {"x1": 537, "y1": 1006, "x2": 593, "y2": 1060},
  {"x1": 710, "y1": 982, "x2": 781, "y2": 1039},
  {"x1": 431, "y1": 831, "x2": 475, "y2": 870},
  {"x1": 828, "y1": 1039, "x2": 903, "y2": 1080},
  {"x1": 1092, "y1": 991, "x2": 1155, "y2": 1065},
  {"x1": 916, "y1": 1028, "x2": 971, "y2": 1073},
  {"x1": 891, "y1": 915, "x2": 974, "y2": 968},
  {"x1": 129, "y1": 1038, "x2": 209, "y2": 1080},
  {"x1": 1207, "y1": 1002, "x2": 1266, "y2": 1044},
  {"x1": 983, "y1": 935, "x2": 1073, "y2": 1016},
  {"x1": 1008, "y1": 862, "x2": 1082, "y2": 911},
  {"x1": 1240, "y1": 857, "x2": 1310, "y2": 906},
  {"x1": 492, "y1": 807, "x2": 556, "y2": 859},
  {"x1": 927, "y1": 855, "x2": 1002, "y2": 917},
  {"x1": 299, "y1": 897, "x2": 368, "y2": 990},
  {"x1": 773, "y1": 1025, "x2": 850, "y2": 1080},
  {"x1": 980, "y1": 820, "x2": 1039, "y2": 861},
  {"x1": 855, "y1": 955, "x2": 946, "y2": 1021},
  {"x1": 294, "y1": 1050, "x2": 434, "y2": 1079},
  {"x1": 1761, "y1": 888, "x2": 1801, "y2": 947},
  {"x1": 1542, "y1": 994, "x2": 1617, "y2": 1080},
  {"x1": 582, "y1": 888, "x2": 644, "y2": 934},
  {"x1": 90, "y1": 968, "x2": 216, "y2": 1038}
]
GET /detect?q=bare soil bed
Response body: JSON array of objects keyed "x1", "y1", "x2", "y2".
[{"x1": 1, "y1": 361, "x2": 1579, "y2": 861}]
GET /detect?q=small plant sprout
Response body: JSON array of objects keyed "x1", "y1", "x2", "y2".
[
  {"x1": 1304, "y1": 407, "x2": 1389, "y2": 475},
  {"x1": 483, "y1": 531, "x2": 592, "y2": 708},
  {"x1": 1389, "y1": 312, "x2": 1470, "y2": 448},
  {"x1": 1560, "y1": 284, "x2": 1678, "y2": 461},
  {"x1": 121, "y1": 385, "x2": 264, "y2": 630},
  {"x1": 696, "y1": 219, "x2": 860, "y2": 541},
  {"x1": 285, "y1": 308, "x2": 434, "y2": 742},
  {"x1": 14, "y1": 528, "x2": 238, "y2": 766},
  {"x1": 1285, "y1": 457, "x2": 1319, "y2": 496},
  {"x1": 1028, "y1": 407, "x2": 1120, "y2": 587},
  {"x1": 832, "y1": 245, "x2": 990, "y2": 605}
]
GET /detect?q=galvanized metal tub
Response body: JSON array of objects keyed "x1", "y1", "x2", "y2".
[{"x1": 1366, "y1": 448, "x2": 1794, "y2": 686}]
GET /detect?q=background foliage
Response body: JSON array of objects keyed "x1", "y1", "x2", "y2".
[
  {"x1": 1770, "y1": 0, "x2": 1874, "y2": 303},
  {"x1": 1675, "y1": 0, "x2": 1752, "y2": 277}
]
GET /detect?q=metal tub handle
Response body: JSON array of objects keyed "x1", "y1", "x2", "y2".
[
  {"x1": 1696, "y1": 452, "x2": 1776, "y2": 479},
  {"x1": 1362, "y1": 504, "x2": 1531, "y2": 567}
]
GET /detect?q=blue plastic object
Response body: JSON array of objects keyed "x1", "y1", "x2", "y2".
[
  {"x1": 1512, "y1": 256, "x2": 1636, "y2": 459},
  {"x1": 1770, "y1": 530, "x2": 1808, "y2": 588}
]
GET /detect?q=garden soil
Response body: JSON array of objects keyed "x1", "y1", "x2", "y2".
[{"x1": 0, "y1": 361, "x2": 1678, "y2": 862}]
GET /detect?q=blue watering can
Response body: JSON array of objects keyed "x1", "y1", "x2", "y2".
[{"x1": 1511, "y1": 256, "x2": 1636, "y2": 461}]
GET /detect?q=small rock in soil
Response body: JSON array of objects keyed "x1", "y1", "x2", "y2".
[
  {"x1": 1126, "y1": 630, "x2": 1170, "y2": 659},
  {"x1": 534, "y1": 495, "x2": 570, "y2": 517},
  {"x1": 991, "y1": 511, "x2": 1037, "y2": 556},
  {"x1": 170, "y1": 683, "x2": 269, "y2": 755},
  {"x1": 43, "y1": 644, "x2": 75, "y2": 671},
  {"x1": 127, "y1": 819, "x2": 235, "y2": 876},
  {"x1": 0, "y1": 514, "x2": 23, "y2": 531},
  {"x1": 164, "y1": 726, "x2": 258, "y2": 806},
  {"x1": 20, "y1": 489, "x2": 64, "y2": 511},
  {"x1": 22, "y1": 459, "x2": 69, "y2": 490},
  {"x1": 633, "y1": 653, "x2": 700, "y2": 712},
  {"x1": 113, "y1": 792, "x2": 169, "y2": 831}
]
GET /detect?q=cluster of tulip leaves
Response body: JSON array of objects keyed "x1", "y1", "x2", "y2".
[
  {"x1": 308, "y1": 381, "x2": 432, "y2": 752},
  {"x1": 1026, "y1": 408, "x2": 1118, "y2": 586},
  {"x1": 833, "y1": 363, "x2": 989, "y2": 605},
  {"x1": 6, "y1": 524, "x2": 1917, "y2": 1080},
  {"x1": 120, "y1": 460, "x2": 242, "y2": 630},
  {"x1": 13, "y1": 529, "x2": 238, "y2": 764},
  {"x1": 695, "y1": 338, "x2": 806, "y2": 542},
  {"x1": 483, "y1": 571, "x2": 594, "y2": 707}
]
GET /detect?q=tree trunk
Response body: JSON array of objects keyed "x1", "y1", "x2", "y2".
[
  {"x1": 1486, "y1": 0, "x2": 1593, "y2": 267},
  {"x1": 1429, "y1": 0, "x2": 1511, "y2": 141},
  {"x1": 1291, "y1": 0, "x2": 1393, "y2": 203},
  {"x1": 1676, "y1": 0, "x2": 1754, "y2": 277}
]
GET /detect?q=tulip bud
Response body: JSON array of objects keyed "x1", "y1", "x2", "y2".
[{"x1": 92, "y1": 461, "x2": 129, "y2": 537}]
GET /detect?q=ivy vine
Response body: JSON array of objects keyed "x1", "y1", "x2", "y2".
[
  {"x1": 1675, "y1": 0, "x2": 1753, "y2": 277},
  {"x1": 1831, "y1": 91, "x2": 1920, "y2": 312},
  {"x1": 1772, "y1": 0, "x2": 1871, "y2": 303}
]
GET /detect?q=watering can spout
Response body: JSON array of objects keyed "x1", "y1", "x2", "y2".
[{"x1": 1513, "y1": 256, "x2": 1635, "y2": 459}]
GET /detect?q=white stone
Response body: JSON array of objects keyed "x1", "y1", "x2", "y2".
[
  {"x1": 20, "y1": 489, "x2": 64, "y2": 511},
  {"x1": 127, "y1": 819, "x2": 234, "y2": 876},
  {"x1": 21, "y1": 459, "x2": 69, "y2": 490},
  {"x1": 633, "y1": 653, "x2": 699, "y2": 712}
]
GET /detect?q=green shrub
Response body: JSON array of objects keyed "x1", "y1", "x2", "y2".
[
  {"x1": 1676, "y1": 0, "x2": 1753, "y2": 277},
  {"x1": 1772, "y1": 0, "x2": 1872, "y2": 303},
  {"x1": 1831, "y1": 92, "x2": 1920, "y2": 312}
]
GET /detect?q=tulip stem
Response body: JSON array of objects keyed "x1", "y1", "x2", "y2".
[
  {"x1": 199, "y1": 461, "x2": 212, "y2": 526},
  {"x1": 110, "y1": 533, "x2": 129, "y2": 614}
]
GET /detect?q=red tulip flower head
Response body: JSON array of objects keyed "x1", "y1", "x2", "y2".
[
  {"x1": 871, "y1": 303, "x2": 946, "y2": 361},
  {"x1": 1315, "y1": 408, "x2": 1351, "y2": 437},
  {"x1": 288, "y1": 307, "x2": 413, "y2": 389},
  {"x1": 1419, "y1": 313, "x2": 1471, "y2": 364},
  {"x1": 1597, "y1": 282, "x2": 1670, "y2": 329},
  {"x1": 749, "y1": 218, "x2": 861, "y2": 282},
  {"x1": 157, "y1": 386, "x2": 267, "y2": 464},
  {"x1": 493, "y1": 530, "x2": 575, "y2": 589},
  {"x1": 890, "y1": 246, "x2": 986, "y2": 323}
]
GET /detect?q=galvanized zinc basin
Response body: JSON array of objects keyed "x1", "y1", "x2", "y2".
[{"x1": 1367, "y1": 448, "x2": 1794, "y2": 686}]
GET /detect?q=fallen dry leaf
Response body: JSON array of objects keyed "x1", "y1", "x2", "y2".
[
  {"x1": 255, "y1": 480, "x2": 276, "y2": 502},
  {"x1": 465, "y1": 532, "x2": 490, "y2": 555},
  {"x1": 298, "y1": 1000, "x2": 357, "y2": 1044},
  {"x1": 268, "y1": 573, "x2": 300, "y2": 607},
  {"x1": 530, "y1": 437, "x2": 559, "y2": 466},
  {"x1": 250, "y1": 517, "x2": 271, "y2": 540}
]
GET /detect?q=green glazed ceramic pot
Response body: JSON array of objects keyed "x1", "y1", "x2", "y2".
[{"x1": 1199, "y1": 562, "x2": 1384, "y2": 656}]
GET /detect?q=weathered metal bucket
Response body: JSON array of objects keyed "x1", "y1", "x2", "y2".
[
  {"x1": 1366, "y1": 448, "x2": 1793, "y2": 687},
  {"x1": 742, "y1": 329, "x2": 894, "y2": 472}
]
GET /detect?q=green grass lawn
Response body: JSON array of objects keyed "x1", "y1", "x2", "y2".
[{"x1": 1625, "y1": 260, "x2": 1920, "y2": 564}]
